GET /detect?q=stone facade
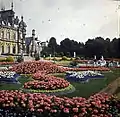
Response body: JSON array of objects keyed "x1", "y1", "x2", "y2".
[
  {"x1": 25, "y1": 29, "x2": 47, "y2": 57},
  {"x1": 0, "y1": 25, "x2": 18, "y2": 55},
  {"x1": 0, "y1": 3, "x2": 26, "y2": 56}
]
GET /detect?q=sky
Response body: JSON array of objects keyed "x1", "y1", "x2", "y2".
[{"x1": 0, "y1": 0, "x2": 119, "y2": 43}]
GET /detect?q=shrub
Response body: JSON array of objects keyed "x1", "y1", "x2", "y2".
[
  {"x1": 69, "y1": 61, "x2": 78, "y2": 67},
  {"x1": 75, "y1": 57, "x2": 80, "y2": 60},
  {"x1": 62, "y1": 56, "x2": 71, "y2": 61},
  {"x1": 16, "y1": 56, "x2": 24, "y2": 63},
  {"x1": 54, "y1": 57, "x2": 62, "y2": 61},
  {"x1": 59, "y1": 52, "x2": 64, "y2": 56},
  {"x1": 5, "y1": 56, "x2": 14, "y2": 62},
  {"x1": 35, "y1": 53, "x2": 40, "y2": 61},
  {"x1": 0, "y1": 57, "x2": 6, "y2": 62}
]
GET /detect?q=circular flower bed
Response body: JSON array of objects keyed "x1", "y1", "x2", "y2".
[
  {"x1": 0, "y1": 90, "x2": 119, "y2": 117},
  {"x1": 24, "y1": 77, "x2": 70, "y2": 90},
  {"x1": 20, "y1": 70, "x2": 74, "y2": 94},
  {"x1": 10, "y1": 61, "x2": 74, "y2": 95},
  {"x1": 23, "y1": 74, "x2": 75, "y2": 94}
]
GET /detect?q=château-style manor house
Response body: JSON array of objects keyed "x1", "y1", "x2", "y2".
[{"x1": 0, "y1": 3, "x2": 47, "y2": 57}]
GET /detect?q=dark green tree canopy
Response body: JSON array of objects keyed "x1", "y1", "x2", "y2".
[{"x1": 41, "y1": 36, "x2": 120, "y2": 59}]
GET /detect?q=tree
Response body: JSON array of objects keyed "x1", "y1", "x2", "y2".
[
  {"x1": 110, "y1": 38, "x2": 120, "y2": 58},
  {"x1": 42, "y1": 36, "x2": 120, "y2": 59},
  {"x1": 48, "y1": 37, "x2": 58, "y2": 55}
]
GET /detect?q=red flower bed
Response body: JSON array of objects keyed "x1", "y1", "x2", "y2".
[
  {"x1": 10, "y1": 61, "x2": 65, "y2": 74},
  {"x1": 24, "y1": 71, "x2": 69, "y2": 91},
  {"x1": 115, "y1": 66, "x2": 120, "y2": 68},
  {"x1": 24, "y1": 76, "x2": 70, "y2": 90},
  {"x1": 32, "y1": 70, "x2": 48, "y2": 79},
  {"x1": 0, "y1": 62, "x2": 18, "y2": 65},
  {"x1": 0, "y1": 90, "x2": 119, "y2": 117},
  {"x1": 64, "y1": 67, "x2": 110, "y2": 71}
]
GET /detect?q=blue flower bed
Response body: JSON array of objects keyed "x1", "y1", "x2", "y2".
[
  {"x1": 65, "y1": 71, "x2": 104, "y2": 82},
  {"x1": 0, "y1": 72, "x2": 20, "y2": 84}
]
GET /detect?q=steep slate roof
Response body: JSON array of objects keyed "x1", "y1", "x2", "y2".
[{"x1": 25, "y1": 37, "x2": 33, "y2": 46}]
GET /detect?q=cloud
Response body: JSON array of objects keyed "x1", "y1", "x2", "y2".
[{"x1": 0, "y1": 0, "x2": 119, "y2": 43}]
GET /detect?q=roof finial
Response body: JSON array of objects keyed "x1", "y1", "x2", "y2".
[
  {"x1": 11, "y1": 1, "x2": 14, "y2": 10},
  {"x1": 21, "y1": 16, "x2": 23, "y2": 20}
]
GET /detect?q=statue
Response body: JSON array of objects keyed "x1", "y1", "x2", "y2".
[
  {"x1": 14, "y1": 16, "x2": 19, "y2": 25},
  {"x1": 19, "y1": 16, "x2": 27, "y2": 31},
  {"x1": 74, "y1": 52, "x2": 76, "y2": 58},
  {"x1": 10, "y1": 17, "x2": 15, "y2": 27}
]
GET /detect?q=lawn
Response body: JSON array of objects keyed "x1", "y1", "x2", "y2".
[
  {"x1": 54, "y1": 60, "x2": 71, "y2": 66},
  {"x1": 0, "y1": 68, "x2": 120, "y2": 98},
  {"x1": 0, "y1": 75, "x2": 33, "y2": 90},
  {"x1": 54, "y1": 68, "x2": 120, "y2": 98}
]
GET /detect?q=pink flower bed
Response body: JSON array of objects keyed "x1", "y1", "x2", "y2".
[
  {"x1": 10, "y1": 61, "x2": 110, "y2": 75},
  {"x1": 0, "y1": 90, "x2": 119, "y2": 117},
  {"x1": 24, "y1": 71, "x2": 70, "y2": 90},
  {"x1": 24, "y1": 77, "x2": 70, "y2": 90},
  {"x1": 0, "y1": 62, "x2": 18, "y2": 65},
  {"x1": 10, "y1": 61, "x2": 65, "y2": 74}
]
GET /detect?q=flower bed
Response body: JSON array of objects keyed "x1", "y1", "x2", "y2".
[
  {"x1": 22, "y1": 84, "x2": 75, "y2": 95},
  {"x1": 66, "y1": 71, "x2": 104, "y2": 82},
  {"x1": 64, "y1": 66, "x2": 110, "y2": 72},
  {"x1": 22, "y1": 71, "x2": 75, "y2": 95},
  {"x1": 24, "y1": 77, "x2": 70, "y2": 90},
  {"x1": 10, "y1": 61, "x2": 65, "y2": 74},
  {"x1": 0, "y1": 90, "x2": 119, "y2": 117},
  {"x1": 74, "y1": 60, "x2": 89, "y2": 63},
  {"x1": 0, "y1": 66, "x2": 8, "y2": 71},
  {"x1": 0, "y1": 62, "x2": 18, "y2": 65},
  {"x1": 0, "y1": 71, "x2": 20, "y2": 84}
]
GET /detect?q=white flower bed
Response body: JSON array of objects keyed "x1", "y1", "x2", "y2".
[
  {"x1": 0, "y1": 67, "x2": 8, "y2": 70},
  {"x1": 0, "y1": 71, "x2": 16, "y2": 79},
  {"x1": 66, "y1": 70, "x2": 104, "y2": 80}
]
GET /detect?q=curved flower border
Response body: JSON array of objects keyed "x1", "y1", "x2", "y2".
[{"x1": 22, "y1": 84, "x2": 75, "y2": 95}]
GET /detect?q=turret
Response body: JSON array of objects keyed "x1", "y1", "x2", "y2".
[{"x1": 31, "y1": 29, "x2": 36, "y2": 56}]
